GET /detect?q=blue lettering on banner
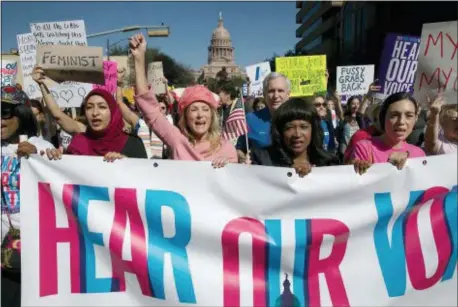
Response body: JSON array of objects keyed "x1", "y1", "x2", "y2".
[
  {"x1": 145, "y1": 190, "x2": 196, "y2": 303},
  {"x1": 77, "y1": 185, "x2": 116, "y2": 293}
]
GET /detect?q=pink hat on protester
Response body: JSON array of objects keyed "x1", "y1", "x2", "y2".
[{"x1": 178, "y1": 85, "x2": 219, "y2": 114}]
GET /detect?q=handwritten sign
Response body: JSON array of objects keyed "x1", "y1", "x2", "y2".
[
  {"x1": 122, "y1": 88, "x2": 135, "y2": 104},
  {"x1": 275, "y1": 55, "x2": 327, "y2": 97},
  {"x1": 147, "y1": 62, "x2": 165, "y2": 94},
  {"x1": 93, "y1": 61, "x2": 118, "y2": 94},
  {"x1": 246, "y1": 62, "x2": 271, "y2": 97},
  {"x1": 17, "y1": 33, "x2": 42, "y2": 99},
  {"x1": 48, "y1": 81, "x2": 90, "y2": 107},
  {"x1": 336, "y1": 65, "x2": 375, "y2": 96},
  {"x1": 36, "y1": 45, "x2": 104, "y2": 84},
  {"x1": 30, "y1": 20, "x2": 92, "y2": 108},
  {"x1": 1, "y1": 60, "x2": 18, "y2": 87},
  {"x1": 414, "y1": 21, "x2": 457, "y2": 105},
  {"x1": 30, "y1": 20, "x2": 86, "y2": 46},
  {"x1": 377, "y1": 34, "x2": 420, "y2": 98}
]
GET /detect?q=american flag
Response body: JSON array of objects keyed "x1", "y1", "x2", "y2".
[{"x1": 222, "y1": 98, "x2": 248, "y2": 141}]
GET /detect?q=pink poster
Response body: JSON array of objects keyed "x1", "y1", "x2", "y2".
[{"x1": 93, "y1": 61, "x2": 117, "y2": 94}]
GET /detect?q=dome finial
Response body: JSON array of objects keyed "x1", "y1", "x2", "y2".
[{"x1": 219, "y1": 11, "x2": 223, "y2": 21}]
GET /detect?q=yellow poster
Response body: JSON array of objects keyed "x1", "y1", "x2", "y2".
[
  {"x1": 275, "y1": 55, "x2": 327, "y2": 97},
  {"x1": 122, "y1": 88, "x2": 135, "y2": 104}
]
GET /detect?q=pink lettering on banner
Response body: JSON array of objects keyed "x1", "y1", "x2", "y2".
[
  {"x1": 404, "y1": 187, "x2": 453, "y2": 290},
  {"x1": 222, "y1": 217, "x2": 267, "y2": 307},
  {"x1": 38, "y1": 183, "x2": 81, "y2": 296},
  {"x1": 109, "y1": 188, "x2": 152, "y2": 296},
  {"x1": 308, "y1": 219, "x2": 350, "y2": 307},
  {"x1": 93, "y1": 61, "x2": 117, "y2": 94}
]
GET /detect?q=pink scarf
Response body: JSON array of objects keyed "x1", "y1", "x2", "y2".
[{"x1": 67, "y1": 89, "x2": 128, "y2": 156}]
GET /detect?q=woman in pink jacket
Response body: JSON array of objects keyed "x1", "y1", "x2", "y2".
[
  {"x1": 129, "y1": 33, "x2": 237, "y2": 167},
  {"x1": 351, "y1": 92, "x2": 426, "y2": 174}
]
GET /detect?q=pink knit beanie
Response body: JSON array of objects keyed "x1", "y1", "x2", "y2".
[{"x1": 178, "y1": 85, "x2": 219, "y2": 114}]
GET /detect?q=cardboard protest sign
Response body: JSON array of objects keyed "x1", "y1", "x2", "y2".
[
  {"x1": 17, "y1": 33, "x2": 42, "y2": 99},
  {"x1": 36, "y1": 45, "x2": 104, "y2": 85},
  {"x1": 1, "y1": 60, "x2": 18, "y2": 86},
  {"x1": 93, "y1": 61, "x2": 117, "y2": 94},
  {"x1": 377, "y1": 34, "x2": 420, "y2": 99},
  {"x1": 275, "y1": 55, "x2": 327, "y2": 97},
  {"x1": 414, "y1": 21, "x2": 457, "y2": 105},
  {"x1": 336, "y1": 65, "x2": 375, "y2": 96},
  {"x1": 245, "y1": 62, "x2": 271, "y2": 97},
  {"x1": 147, "y1": 62, "x2": 166, "y2": 94},
  {"x1": 30, "y1": 20, "x2": 92, "y2": 108},
  {"x1": 30, "y1": 20, "x2": 87, "y2": 46}
]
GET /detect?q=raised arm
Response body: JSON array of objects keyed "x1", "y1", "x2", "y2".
[
  {"x1": 424, "y1": 94, "x2": 445, "y2": 155},
  {"x1": 32, "y1": 66, "x2": 86, "y2": 135},
  {"x1": 358, "y1": 81, "x2": 381, "y2": 115},
  {"x1": 129, "y1": 33, "x2": 185, "y2": 148},
  {"x1": 333, "y1": 90, "x2": 344, "y2": 121},
  {"x1": 116, "y1": 68, "x2": 139, "y2": 128}
]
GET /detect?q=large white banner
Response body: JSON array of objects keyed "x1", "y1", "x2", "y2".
[
  {"x1": 413, "y1": 21, "x2": 457, "y2": 105},
  {"x1": 21, "y1": 155, "x2": 457, "y2": 306},
  {"x1": 30, "y1": 20, "x2": 92, "y2": 108},
  {"x1": 246, "y1": 62, "x2": 271, "y2": 97}
]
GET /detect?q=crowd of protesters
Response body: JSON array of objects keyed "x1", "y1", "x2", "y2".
[{"x1": 1, "y1": 33, "x2": 457, "y2": 307}]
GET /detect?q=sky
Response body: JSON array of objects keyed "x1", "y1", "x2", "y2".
[{"x1": 1, "y1": 1, "x2": 298, "y2": 70}]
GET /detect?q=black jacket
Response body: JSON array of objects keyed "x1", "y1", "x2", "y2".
[{"x1": 251, "y1": 145, "x2": 338, "y2": 168}]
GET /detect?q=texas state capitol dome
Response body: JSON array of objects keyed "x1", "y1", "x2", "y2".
[{"x1": 195, "y1": 12, "x2": 245, "y2": 81}]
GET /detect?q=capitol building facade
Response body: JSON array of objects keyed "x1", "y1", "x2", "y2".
[{"x1": 194, "y1": 13, "x2": 246, "y2": 82}]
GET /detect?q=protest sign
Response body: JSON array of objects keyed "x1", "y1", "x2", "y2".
[
  {"x1": 30, "y1": 20, "x2": 87, "y2": 46},
  {"x1": 46, "y1": 81, "x2": 92, "y2": 108},
  {"x1": 17, "y1": 33, "x2": 42, "y2": 99},
  {"x1": 1, "y1": 60, "x2": 18, "y2": 86},
  {"x1": 147, "y1": 61, "x2": 166, "y2": 94},
  {"x1": 122, "y1": 88, "x2": 135, "y2": 104},
  {"x1": 93, "y1": 61, "x2": 118, "y2": 94},
  {"x1": 30, "y1": 20, "x2": 92, "y2": 108},
  {"x1": 413, "y1": 21, "x2": 457, "y2": 105},
  {"x1": 36, "y1": 45, "x2": 104, "y2": 85},
  {"x1": 21, "y1": 155, "x2": 457, "y2": 306},
  {"x1": 242, "y1": 83, "x2": 248, "y2": 96},
  {"x1": 336, "y1": 65, "x2": 375, "y2": 96},
  {"x1": 377, "y1": 34, "x2": 421, "y2": 98},
  {"x1": 275, "y1": 55, "x2": 327, "y2": 97},
  {"x1": 245, "y1": 62, "x2": 271, "y2": 97}
]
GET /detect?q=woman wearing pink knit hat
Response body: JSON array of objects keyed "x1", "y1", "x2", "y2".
[{"x1": 130, "y1": 33, "x2": 237, "y2": 167}]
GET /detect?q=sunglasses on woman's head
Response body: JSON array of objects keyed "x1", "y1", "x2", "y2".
[{"x1": 1, "y1": 104, "x2": 17, "y2": 119}]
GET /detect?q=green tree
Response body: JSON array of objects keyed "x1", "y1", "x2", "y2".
[
  {"x1": 109, "y1": 45, "x2": 196, "y2": 87},
  {"x1": 204, "y1": 76, "x2": 246, "y2": 95}
]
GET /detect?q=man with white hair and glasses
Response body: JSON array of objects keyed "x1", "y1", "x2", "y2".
[{"x1": 236, "y1": 72, "x2": 291, "y2": 161}]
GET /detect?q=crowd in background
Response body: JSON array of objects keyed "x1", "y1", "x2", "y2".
[{"x1": 1, "y1": 33, "x2": 457, "y2": 307}]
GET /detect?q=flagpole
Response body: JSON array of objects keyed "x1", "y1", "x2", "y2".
[{"x1": 239, "y1": 88, "x2": 250, "y2": 154}]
